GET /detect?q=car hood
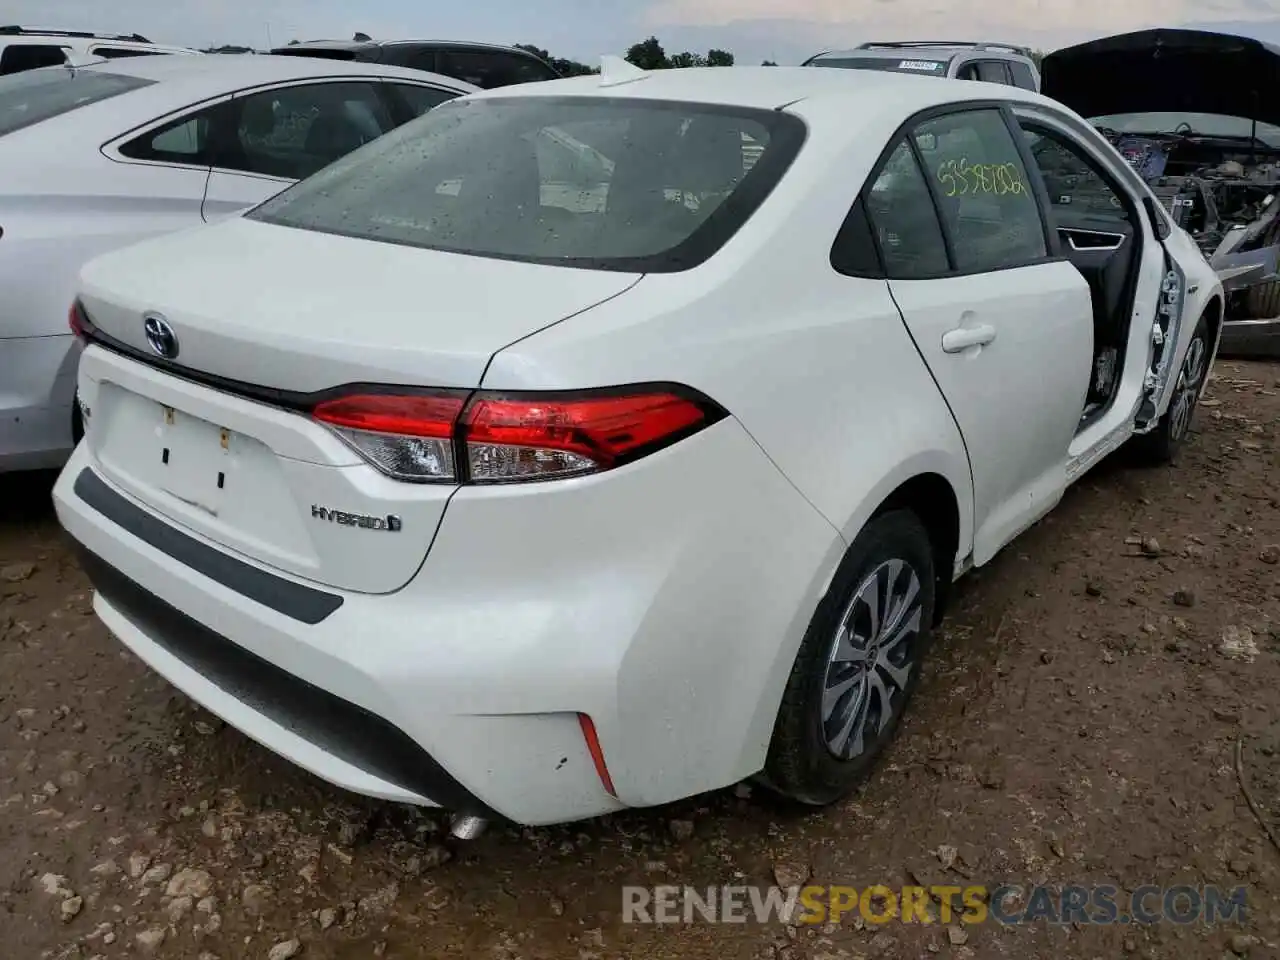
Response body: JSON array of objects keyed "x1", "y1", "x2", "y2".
[{"x1": 1042, "y1": 29, "x2": 1280, "y2": 127}]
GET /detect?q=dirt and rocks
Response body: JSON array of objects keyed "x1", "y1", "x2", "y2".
[{"x1": 2, "y1": 361, "x2": 1279, "y2": 960}]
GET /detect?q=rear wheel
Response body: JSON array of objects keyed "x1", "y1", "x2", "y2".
[
  {"x1": 1134, "y1": 313, "x2": 1209, "y2": 464},
  {"x1": 763, "y1": 509, "x2": 935, "y2": 806}
]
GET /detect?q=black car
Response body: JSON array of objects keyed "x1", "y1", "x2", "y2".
[{"x1": 270, "y1": 39, "x2": 560, "y2": 89}]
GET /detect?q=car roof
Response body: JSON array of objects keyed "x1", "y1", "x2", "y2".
[
  {"x1": 76, "y1": 52, "x2": 475, "y2": 89},
  {"x1": 278, "y1": 39, "x2": 540, "y2": 55},
  {"x1": 466, "y1": 64, "x2": 1050, "y2": 112},
  {"x1": 813, "y1": 45, "x2": 1027, "y2": 61}
]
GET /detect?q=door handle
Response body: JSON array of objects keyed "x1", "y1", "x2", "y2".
[{"x1": 941, "y1": 324, "x2": 997, "y2": 353}]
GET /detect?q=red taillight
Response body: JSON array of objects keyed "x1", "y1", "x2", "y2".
[
  {"x1": 311, "y1": 384, "x2": 725, "y2": 485},
  {"x1": 68, "y1": 300, "x2": 88, "y2": 341}
]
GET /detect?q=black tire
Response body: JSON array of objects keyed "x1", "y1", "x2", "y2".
[
  {"x1": 763, "y1": 509, "x2": 936, "y2": 806},
  {"x1": 1133, "y1": 313, "x2": 1210, "y2": 465},
  {"x1": 1244, "y1": 279, "x2": 1280, "y2": 320}
]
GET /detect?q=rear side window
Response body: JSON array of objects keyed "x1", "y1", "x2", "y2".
[
  {"x1": 0, "y1": 67, "x2": 151, "y2": 136},
  {"x1": 249, "y1": 96, "x2": 806, "y2": 272},
  {"x1": 863, "y1": 140, "x2": 949, "y2": 278},
  {"x1": 120, "y1": 109, "x2": 216, "y2": 165},
  {"x1": 0, "y1": 43, "x2": 67, "y2": 75},
  {"x1": 808, "y1": 56, "x2": 948, "y2": 77},
  {"x1": 91, "y1": 47, "x2": 165, "y2": 60},
  {"x1": 436, "y1": 49, "x2": 556, "y2": 88},
  {"x1": 912, "y1": 109, "x2": 1047, "y2": 272},
  {"x1": 1009, "y1": 61, "x2": 1037, "y2": 90}
]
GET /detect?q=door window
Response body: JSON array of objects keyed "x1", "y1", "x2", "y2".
[
  {"x1": 389, "y1": 83, "x2": 459, "y2": 118},
  {"x1": 395, "y1": 46, "x2": 439, "y2": 73},
  {"x1": 912, "y1": 109, "x2": 1047, "y2": 272},
  {"x1": 222, "y1": 81, "x2": 396, "y2": 180},
  {"x1": 862, "y1": 140, "x2": 950, "y2": 278},
  {"x1": 436, "y1": 49, "x2": 556, "y2": 88},
  {"x1": 1020, "y1": 126, "x2": 1129, "y2": 222}
]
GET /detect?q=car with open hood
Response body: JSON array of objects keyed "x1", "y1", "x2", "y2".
[{"x1": 1043, "y1": 28, "x2": 1280, "y2": 358}]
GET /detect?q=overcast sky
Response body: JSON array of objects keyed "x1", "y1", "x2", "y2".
[{"x1": 9, "y1": 0, "x2": 1280, "y2": 65}]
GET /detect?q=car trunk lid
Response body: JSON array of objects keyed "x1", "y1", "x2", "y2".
[{"x1": 76, "y1": 216, "x2": 641, "y2": 594}]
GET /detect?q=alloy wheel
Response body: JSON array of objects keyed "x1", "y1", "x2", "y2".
[
  {"x1": 1168, "y1": 332, "x2": 1207, "y2": 442},
  {"x1": 820, "y1": 558, "x2": 924, "y2": 760}
]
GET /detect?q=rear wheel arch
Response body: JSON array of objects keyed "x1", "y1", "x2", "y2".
[
  {"x1": 1204, "y1": 295, "x2": 1224, "y2": 357},
  {"x1": 870, "y1": 472, "x2": 961, "y2": 624}
]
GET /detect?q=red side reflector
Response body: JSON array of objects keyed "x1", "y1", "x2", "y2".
[{"x1": 577, "y1": 713, "x2": 616, "y2": 797}]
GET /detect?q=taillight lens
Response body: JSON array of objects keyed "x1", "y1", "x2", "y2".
[
  {"x1": 312, "y1": 385, "x2": 726, "y2": 485},
  {"x1": 312, "y1": 391, "x2": 467, "y2": 482},
  {"x1": 68, "y1": 300, "x2": 88, "y2": 341}
]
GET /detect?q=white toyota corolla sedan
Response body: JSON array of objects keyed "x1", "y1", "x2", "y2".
[
  {"x1": 53, "y1": 62, "x2": 1221, "y2": 831},
  {"x1": 0, "y1": 55, "x2": 474, "y2": 473}
]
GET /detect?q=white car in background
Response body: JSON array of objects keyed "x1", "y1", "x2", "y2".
[
  {"x1": 0, "y1": 25, "x2": 200, "y2": 74},
  {"x1": 0, "y1": 55, "x2": 475, "y2": 472},
  {"x1": 55, "y1": 63, "x2": 1220, "y2": 830}
]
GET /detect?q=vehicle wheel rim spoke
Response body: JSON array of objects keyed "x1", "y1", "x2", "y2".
[
  {"x1": 821, "y1": 558, "x2": 923, "y2": 760},
  {"x1": 1169, "y1": 334, "x2": 1206, "y2": 441}
]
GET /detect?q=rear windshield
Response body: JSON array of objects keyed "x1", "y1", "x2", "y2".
[
  {"x1": 247, "y1": 95, "x2": 807, "y2": 272},
  {"x1": 0, "y1": 67, "x2": 152, "y2": 136},
  {"x1": 809, "y1": 56, "x2": 949, "y2": 76}
]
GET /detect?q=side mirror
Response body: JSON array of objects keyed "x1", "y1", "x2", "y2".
[{"x1": 1142, "y1": 194, "x2": 1171, "y2": 240}]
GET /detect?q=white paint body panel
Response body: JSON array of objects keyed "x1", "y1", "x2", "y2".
[{"x1": 53, "y1": 66, "x2": 1223, "y2": 824}]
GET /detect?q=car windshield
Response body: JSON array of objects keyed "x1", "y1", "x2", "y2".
[
  {"x1": 0, "y1": 66, "x2": 152, "y2": 137},
  {"x1": 1090, "y1": 112, "x2": 1280, "y2": 148},
  {"x1": 809, "y1": 56, "x2": 949, "y2": 76},
  {"x1": 247, "y1": 95, "x2": 805, "y2": 272}
]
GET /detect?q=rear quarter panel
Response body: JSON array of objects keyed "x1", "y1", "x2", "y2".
[{"x1": 479, "y1": 99, "x2": 975, "y2": 790}]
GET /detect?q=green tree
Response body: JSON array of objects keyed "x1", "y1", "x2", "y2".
[
  {"x1": 668, "y1": 51, "x2": 706, "y2": 68},
  {"x1": 706, "y1": 48, "x2": 734, "y2": 66},
  {"x1": 626, "y1": 36, "x2": 669, "y2": 70}
]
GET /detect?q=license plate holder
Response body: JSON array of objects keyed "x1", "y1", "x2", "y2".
[{"x1": 154, "y1": 403, "x2": 233, "y2": 514}]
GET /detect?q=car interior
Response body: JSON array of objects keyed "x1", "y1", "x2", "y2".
[
  {"x1": 861, "y1": 113, "x2": 1146, "y2": 427},
  {"x1": 1021, "y1": 125, "x2": 1143, "y2": 420},
  {"x1": 412, "y1": 112, "x2": 759, "y2": 259}
]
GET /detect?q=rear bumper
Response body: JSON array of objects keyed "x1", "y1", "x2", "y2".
[
  {"x1": 54, "y1": 416, "x2": 842, "y2": 824},
  {"x1": 0, "y1": 334, "x2": 80, "y2": 472}
]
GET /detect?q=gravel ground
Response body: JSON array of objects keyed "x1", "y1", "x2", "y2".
[{"x1": 2, "y1": 360, "x2": 1279, "y2": 960}]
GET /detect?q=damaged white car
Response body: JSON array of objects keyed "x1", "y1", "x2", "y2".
[{"x1": 1044, "y1": 28, "x2": 1280, "y2": 357}]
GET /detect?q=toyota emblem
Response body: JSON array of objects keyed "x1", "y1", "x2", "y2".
[{"x1": 143, "y1": 313, "x2": 179, "y2": 359}]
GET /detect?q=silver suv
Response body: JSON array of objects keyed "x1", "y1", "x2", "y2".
[{"x1": 802, "y1": 41, "x2": 1040, "y2": 91}]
